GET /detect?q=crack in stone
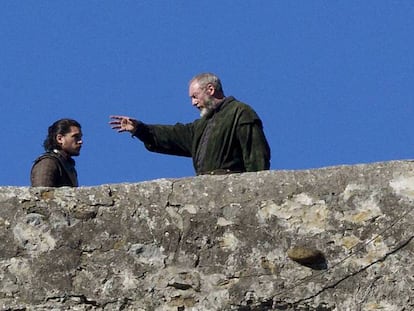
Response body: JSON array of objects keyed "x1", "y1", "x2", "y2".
[
  {"x1": 290, "y1": 235, "x2": 413, "y2": 306},
  {"x1": 166, "y1": 180, "x2": 178, "y2": 208},
  {"x1": 46, "y1": 293, "x2": 99, "y2": 306},
  {"x1": 355, "y1": 275, "x2": 382, "y2": 311}
]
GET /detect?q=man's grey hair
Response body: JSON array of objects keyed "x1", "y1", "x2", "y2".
[{"x1": 190, "y1": 73, "x2": 224, "y2": 93}]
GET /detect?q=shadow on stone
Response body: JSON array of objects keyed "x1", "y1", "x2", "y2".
[{"x1": 287, "y1": 246, "x2": 327, "y2": 270}]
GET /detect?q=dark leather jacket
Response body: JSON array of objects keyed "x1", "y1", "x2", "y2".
[{"x1": 30, "y1": 150, "x2": 78, "y2": 187}]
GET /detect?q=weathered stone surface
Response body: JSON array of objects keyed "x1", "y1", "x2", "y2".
[{"x1": 0, "y1": 160, "x2": 413, "y2": 310}]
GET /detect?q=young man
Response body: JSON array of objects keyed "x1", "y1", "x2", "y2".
[
  {"x1": 31, "y1": 119, "x2": 83, "y2": 187},
  {"x1": 110, "y1": 73, "x2": 270, "y2": 175}
]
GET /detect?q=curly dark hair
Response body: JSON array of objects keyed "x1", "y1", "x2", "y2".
[{"x1": 43, "y1": 119, "x2": 81, "y2": 151}]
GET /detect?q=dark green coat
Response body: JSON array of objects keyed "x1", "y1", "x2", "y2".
[{"x1": 133, "y1": 96, "x2": 271, "y2": 174}]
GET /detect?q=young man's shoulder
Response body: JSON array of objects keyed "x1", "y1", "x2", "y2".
[
  {"x1": 32, "y1": 152, "x2": 61, "y2": 169},
  {"x1": 33, "y1": 152, "x2": 61, "y2": 164}
]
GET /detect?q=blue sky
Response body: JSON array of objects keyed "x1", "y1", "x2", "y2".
[{"x1": 1, "y1": 1, "x2": 413, "y2": 186}]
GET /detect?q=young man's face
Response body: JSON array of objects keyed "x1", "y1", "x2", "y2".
[{"x1": 57, "y1": 126, "x2": 83, "y2": 156}]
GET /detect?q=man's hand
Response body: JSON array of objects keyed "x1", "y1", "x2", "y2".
[{"x1": 109, "y1": 115, "x2": 138, "y2": 133}]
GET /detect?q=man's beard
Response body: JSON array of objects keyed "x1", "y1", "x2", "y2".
[
  {"x1": 68, "y1": 147, "x2": 81, "y2": 157},
  {"x1": 199, "y1": 100, "x2": 215, "y2": 118},
  {"x1": 200, "y1": 107, "x2": 214, "y2": 118}
]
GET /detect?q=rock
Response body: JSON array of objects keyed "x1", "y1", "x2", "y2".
[
  {"x1": 287, "y1": 246, "x2": 326, "y2": 267},
  {"x1": 0, "y1": 160, "x2": 413, "y2": 310}
]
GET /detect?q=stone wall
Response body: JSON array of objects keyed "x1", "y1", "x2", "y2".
[{"x1": 0, "y1": 161, "x2": 413, "y2": 310}]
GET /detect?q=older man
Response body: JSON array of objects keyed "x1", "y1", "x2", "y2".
[
  {"x1": 31, "y1": 118, "x2": 83, "y2": 187},
  {"x1": 110, "y1": 73, "x2": 270, "y2": 175}
]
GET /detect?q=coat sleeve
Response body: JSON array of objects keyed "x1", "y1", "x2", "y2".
[
  {"x1": 30, "y1": 157, "x2": 61, "y2": 187},
  {"x1": 133, "y1": 122, "x2": 194, "y2": 157},
  {"x1": 237, "y1": 109, "x2": 271, "y2": 172}
]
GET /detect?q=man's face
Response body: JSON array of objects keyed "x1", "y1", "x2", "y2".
[
  {"x1": 57, "y1": 126, "x2": 83, "y2": 156},
  {"x1": 189, "y1": 81, "x2": 214, "y2": 117}
]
